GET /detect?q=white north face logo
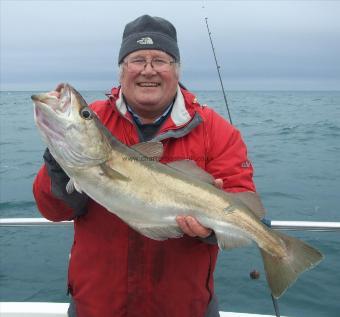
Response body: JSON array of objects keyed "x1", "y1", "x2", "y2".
[{"x1": 136, "y1": 37, "x2": 154, "y2": 45}]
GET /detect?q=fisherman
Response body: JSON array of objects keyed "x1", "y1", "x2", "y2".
[{"x1": 33, "y1": 15, "x2": 256, "y2": 317}]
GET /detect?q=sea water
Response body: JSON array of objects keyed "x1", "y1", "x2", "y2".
[{"x1": 0, "y1": 90, "x2": 339, "y2": 316}]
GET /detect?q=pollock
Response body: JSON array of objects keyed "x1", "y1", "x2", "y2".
[{"x1": 32, "y1": 83, "x2": 323, "y2": 298}]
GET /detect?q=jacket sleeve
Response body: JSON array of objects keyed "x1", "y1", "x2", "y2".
[
  {"x1": 33, "y1": 164, "x2": 75, "y2": 221},
  {"x1": 204, "y1": 108, "x2": 256, "y2": 193},
  {"x1": 199, "y1": 108, "x2": 257, "y2": 245},
  {"x1": 33, "y1": 149, "x2": 89, "y2": 221}
]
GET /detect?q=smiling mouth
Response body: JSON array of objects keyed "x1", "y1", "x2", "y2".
[{"x1": 137, "y1": 82, "x2": 161, "y2": 87}]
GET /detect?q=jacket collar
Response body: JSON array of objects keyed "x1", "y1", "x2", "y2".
[{"x1": 112, "y1": 85, "x2": 192, "y2": 127}]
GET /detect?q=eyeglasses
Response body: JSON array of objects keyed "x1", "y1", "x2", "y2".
[{"x1": 123, "y1": 57, "x2": 177, "y2": 72}]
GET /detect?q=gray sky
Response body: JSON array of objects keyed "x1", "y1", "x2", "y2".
[{"x1": 1, "y1": 0, "x2": 340, "y2": 90}]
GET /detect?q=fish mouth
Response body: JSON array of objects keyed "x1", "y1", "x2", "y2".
[
  {"x1": 32, "y1": 83, "x2": 72, "y2": 142},
  {"x1": 31, "y1": 83, "x2": 71, "y2": 113}
]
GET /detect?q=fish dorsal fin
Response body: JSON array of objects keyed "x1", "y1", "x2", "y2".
[
  {"x1": 100, "y1": 162, "x2": 130, "y2": 181},
  {"x1": 66, "y1": 178, "x2": 83, "y2": 194},
  {"x1": 234, "y1": 191, "x2": 266, "y2": 218},
  {"x1": 167, "y1": 160, "x2": 215, "y2": 184},
  {"x1": 131, "y1": 142, "x2": 163, "y2": 161}
]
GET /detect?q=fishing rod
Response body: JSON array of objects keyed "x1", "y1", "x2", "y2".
[
  {"x1": 271, "y1": 294, "x2": 280, "y2": 317},
  {"x1": 204, "y1": 17, "x2": 233, "y2": 125},
  {"x1": 203, "y1": 11, "x2": 339, "y2": 316}
]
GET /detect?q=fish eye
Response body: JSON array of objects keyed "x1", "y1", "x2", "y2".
[{"x1": 80, "y1": 108, "x2": 92, "y2": 120}]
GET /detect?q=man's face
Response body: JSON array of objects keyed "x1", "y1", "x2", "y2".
[{"x1": 120, "y1": 50, "x2": 179, "y2": 121}]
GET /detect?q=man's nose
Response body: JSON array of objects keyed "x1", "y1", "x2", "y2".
[{"x1": 141, "y1": 61, "x2": 157, "y2": 74}]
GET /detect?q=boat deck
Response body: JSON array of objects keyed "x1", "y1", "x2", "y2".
[{"x1": 0, "y1": 302, "x2": 287, "y2": 317}]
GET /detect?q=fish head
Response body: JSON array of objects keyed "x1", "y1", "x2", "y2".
[{"x1": 32, "y1": 83, "x2": 111, "y2": 169}]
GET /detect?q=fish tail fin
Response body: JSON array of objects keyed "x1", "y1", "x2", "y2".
[{"x1": 260, "y1": 231, "x2": 323, "y2": 298}]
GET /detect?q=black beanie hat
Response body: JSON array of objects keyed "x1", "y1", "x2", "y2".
[{"x1": 118, "y1": 15, "x2": 180, "y2": 64}]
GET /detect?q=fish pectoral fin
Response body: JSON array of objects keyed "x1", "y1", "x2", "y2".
[
  {"x1": 66, "y1": 179, "x2": 75, "y2": 194},
  {"x1": 234, "y1": 191, "x2": 266, "y2": 218},
  {"x1": 130, "y1": 141, "x2": 164, "y2": 161},
  {"x1": 131, "y1": 224, "x2": 184, "y2": 241},
  {"x1": 100, "y1": 162, "x2": 130, "y2": 181},
  {"x1": 214, "y1": 227, "x2": 252, "y2": 250},
  {"x1": 66, "y1": 178, "x2": 83, "y2": 194},
  {"x1": 167, "y1": 160, "x2": 215, "y2": 184}
]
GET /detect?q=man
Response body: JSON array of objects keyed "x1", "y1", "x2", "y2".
[{"x1": 33, "y1": 15, "x2": 256, "y2": 317}]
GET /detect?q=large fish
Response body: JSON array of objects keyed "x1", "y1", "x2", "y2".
[{"x1": 32, "y1": 83, "x2": 323, "y2": 298}]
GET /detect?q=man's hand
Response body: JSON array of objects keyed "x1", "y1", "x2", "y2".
[
  {"x1": 43, "y1": 148, "x2": 88, "y2": 217},
  {"x1": 176, "y1": 178, "x2": 223, "y2": 238}
]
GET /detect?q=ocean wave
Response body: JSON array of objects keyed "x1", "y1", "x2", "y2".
[
  {"x1": 0, "y1": 141, "x2": 21, "y2": 146},
  {"x1": 275, "y1": 121, "x2": 340, "y2": 138},
  {"x1": 16, "y1": 161, "x2": 36, "y2": 168},
  {"x1": 261, "y1": 191, "x2": 302, "y2": 200},
  {"x1": 277, "y1": 126, "x2": 299, "y2": 135},
  {"x1": 0, "y1": 165, "x2": 19, "y2": 174},
  {"x1": 17, "y1": 127, "x2": 33, "y2": 131},
  {"x1": 0, "y1": 200, "x2": 36, "y2": 211}
]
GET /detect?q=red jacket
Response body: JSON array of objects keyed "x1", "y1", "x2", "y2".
[{"x1": 33, "y1": 86, "x2": 255, "y2": 317}]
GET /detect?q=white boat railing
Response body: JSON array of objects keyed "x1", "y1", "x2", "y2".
[
  {"x1": 264, "y1": 220, "x2": 340, "y2": 231},
  {"x1": 0, "y1": 218, "x2": 71, "y2": 226},
  {"x1": 1, "y1": 217, "x2": 340, "y2": 231}
]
